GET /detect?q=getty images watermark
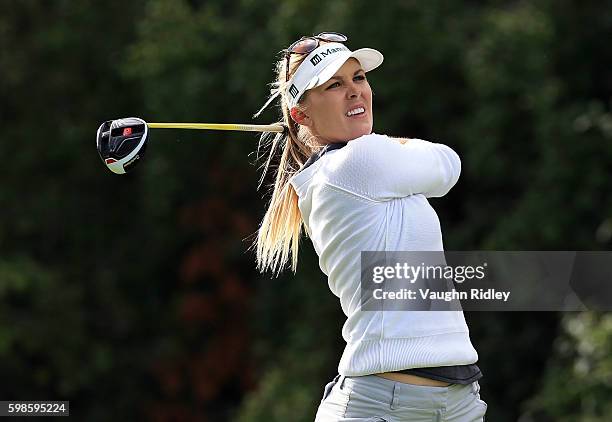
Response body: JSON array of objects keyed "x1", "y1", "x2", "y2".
[
  {"x1": 370, "y1": 260, "x2": 510, "y2": 303},
  {"x1": 360, "y1": 251, "x2": 612, "y2": 311}
]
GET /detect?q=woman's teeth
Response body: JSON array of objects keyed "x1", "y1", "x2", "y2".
[{"x1": 346, "y1": 107, "x2": 365, "y2": 117}]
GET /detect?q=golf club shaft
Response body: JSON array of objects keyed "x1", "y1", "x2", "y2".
[{"x1": 147, "y1": 122, "x2": 285, "y2": 133}]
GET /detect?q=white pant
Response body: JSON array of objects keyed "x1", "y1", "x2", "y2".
[{"x1": 315, "y1": 374, "x2": 487, "y2": 422}]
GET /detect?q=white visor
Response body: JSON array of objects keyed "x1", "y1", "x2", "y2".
[{"x1": 286, "y1": 42, "x2": 384, "y2": 109}]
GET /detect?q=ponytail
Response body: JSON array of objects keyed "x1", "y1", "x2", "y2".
[{"x1": 251, "y1": 46, "x2": 324, "y2": 276}]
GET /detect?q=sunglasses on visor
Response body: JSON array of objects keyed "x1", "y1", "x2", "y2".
[{"x1": 285, "y1": 32, "x2": 348, "y2": 82}]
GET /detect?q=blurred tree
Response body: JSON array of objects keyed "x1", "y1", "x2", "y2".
[
  {"x1": 521, "y1": 312, "x2": 612, "y2": 421},
  {"x1": 1, "y1": 0, "x2": 611, "y2": 420}
]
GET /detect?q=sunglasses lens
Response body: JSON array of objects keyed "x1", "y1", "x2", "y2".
[
  {"x1": 291, "y1": 38, "x2": 318, "y2": 54},
  {"x1": 318, "y1": 32, "x2": 347, "y2": 42}
]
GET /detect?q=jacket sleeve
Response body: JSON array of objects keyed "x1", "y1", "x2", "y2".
[{"x1": 332, "y1": 133, "x2": 461, "y2": 201}]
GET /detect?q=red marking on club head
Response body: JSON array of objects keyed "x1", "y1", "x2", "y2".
[
  {"x1": 106, "y1": 158, "x2": 117, "y2": 164},
  {"x1": 123, "y1": 127, "x2": 133, "y2": 136}
]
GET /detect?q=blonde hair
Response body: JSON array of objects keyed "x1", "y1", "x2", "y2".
[{"x1": 251, "y1": 41, "x2": 334, "y2": 277}]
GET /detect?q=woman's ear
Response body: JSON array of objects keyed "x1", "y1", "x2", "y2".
[{"x1": 290, "y1": 106, "x2": 310, "y2": 126}]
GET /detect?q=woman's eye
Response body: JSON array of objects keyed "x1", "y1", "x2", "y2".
[{"x1": 327, "y1": 75, "x2": 365, "y2": 89}]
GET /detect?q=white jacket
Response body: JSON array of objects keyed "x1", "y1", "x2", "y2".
[{"x1": 289, "y1": 133, "x2": 479, "y2": 376}]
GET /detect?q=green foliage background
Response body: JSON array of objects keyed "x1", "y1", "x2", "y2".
[{"x1": 1, "y1": 0, "x2": 611, "y2": 420}]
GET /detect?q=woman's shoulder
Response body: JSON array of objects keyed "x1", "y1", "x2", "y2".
[
  {"x1": 325, "y1": 133, "x2": 401, "y2": 178},
  {"x1": 346, "y1": 133, "x2": 427, "y2": 146},
  {"x1": 347, "y1": 132, "x2": 389, "y2": 145},
  {"x1": 342, "y1": 133, "x2": 386, "y2": 155},
  {"x1": 342, "y1": 133, "x2": 430, "y2": 160}
]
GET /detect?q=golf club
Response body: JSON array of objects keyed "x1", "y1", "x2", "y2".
[{"x1": 96, "y1": 117, "x2": 286, "y2": 175}]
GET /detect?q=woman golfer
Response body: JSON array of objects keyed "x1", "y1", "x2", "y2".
[{"x1": 253, "y1": 32, "x2": 488, "y2": 421}]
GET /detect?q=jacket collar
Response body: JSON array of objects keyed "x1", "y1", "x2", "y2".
[{"x1": 301, "y1": 141, "x2": 348, "y2": 171}]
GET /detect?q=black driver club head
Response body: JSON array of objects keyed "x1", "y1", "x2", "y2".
[{"x1": 96, "y1": 117, "x2": 148, "y2": 174}]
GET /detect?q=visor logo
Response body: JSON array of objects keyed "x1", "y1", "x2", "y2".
[
  {"x1": 289, "y1": 84, "x2": 299, "y2": 98},
  {"x1": 310, "y1": 47, "x2": 346, "y2": 66}
]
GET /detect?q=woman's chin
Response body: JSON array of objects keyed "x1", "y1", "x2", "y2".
[{"x1": 348, "y1": 125, "x2": 373, "y2": 140}]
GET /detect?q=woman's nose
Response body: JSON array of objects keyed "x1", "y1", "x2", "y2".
[{"x1": 347, "y1": 82, "x2": 361, "y2": 98}]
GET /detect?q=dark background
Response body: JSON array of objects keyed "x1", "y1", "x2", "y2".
[{"x1": 1, "y1": 0, "x2": 611, "y2": 420}]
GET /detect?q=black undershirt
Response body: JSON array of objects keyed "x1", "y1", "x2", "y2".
[
  {"x1": 301, "y1": 141, "x2": 483, "y2": 385},
  {"x1": 396, "y1": 364, "x2": 483, "y2": 385}
]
